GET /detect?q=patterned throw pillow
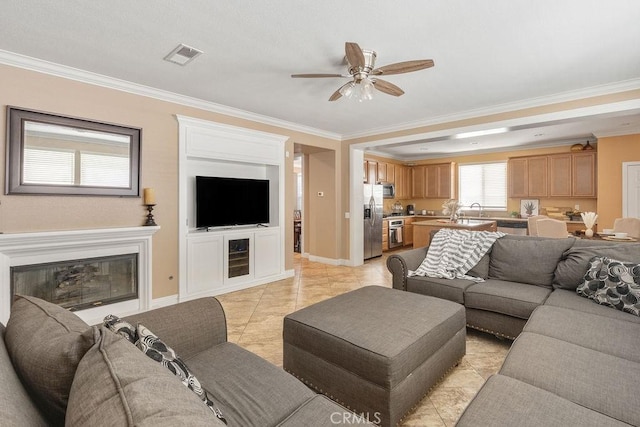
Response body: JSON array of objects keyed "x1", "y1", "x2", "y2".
[
  {"x1": 103, "y1": 314, "x2": 138, "y2": 343},
  {"x1": 136, "y1": 324, "x2": 227, "y2": 424},
  {"x1": 577, "y1": 256, "x2": 640, "y2": 316}
]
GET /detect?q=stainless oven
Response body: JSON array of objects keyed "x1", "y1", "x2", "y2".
[{"x1": 388, "y1": 219, "x2": 404, "y2": 248}]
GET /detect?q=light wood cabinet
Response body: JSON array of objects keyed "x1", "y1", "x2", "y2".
[
  {"x1": 404, "y1": 217, "x2": 414, "y2": 246},
  {"x1": 508, "y1": 158, "x2": 528, "y2": 198},
  {"x1": 411, "y1": 166, "x2": 427, "y2": 198},
  {"x1": 572, "y1": 152, "x2": 597, "y2": 197},
  {"x1": 377, "y1": 162, "x2": 387, "y2": 183},
  {"x1": 382, "y1": 219, "x2": 389, "y2": 251},
  {"x1": 527, "y1": 156, "x2": 548, "y2": 197},
  {"x1": 509, "y1": 152, "x2": 596, "y2": 199},
  {"x1": 435, "y1": 163, "x2": 454, "y2": 199},
  {"x1": 364, "y1": 160, "x2": 377, "y2": 184},
  {"x1": 509, "y1": 156, "x2": 547, "y2": 198},
  {"x1": 549, "y1": 154, "x2": 572, "y2": 197},
  {"x1": 395, "y1": 165, "x2": 406, "y2": 199},
  {"x1": 385, "y1": 163, "x2": 395, "y2": 184}
]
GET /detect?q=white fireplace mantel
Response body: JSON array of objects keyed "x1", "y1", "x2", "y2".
[{"x1": 0, "y1": 226, "x2": 159, "y2": 325}]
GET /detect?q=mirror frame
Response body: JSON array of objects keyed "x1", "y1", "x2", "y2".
[{"x1": 5, "y1": 106, "x2": 141, "y2": 196}]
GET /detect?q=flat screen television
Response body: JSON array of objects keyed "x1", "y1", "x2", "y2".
[{"x1": 196, "y1": 176, "x2": 269, "y2": 228}]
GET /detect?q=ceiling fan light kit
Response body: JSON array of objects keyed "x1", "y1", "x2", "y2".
[{"x1": 292, "y1": 42, "x2": 434, "y2": 102}]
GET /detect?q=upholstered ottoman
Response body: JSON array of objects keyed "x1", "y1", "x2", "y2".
[{"x1": 283, "y1": 286, "x2": 466, "y2": 427}]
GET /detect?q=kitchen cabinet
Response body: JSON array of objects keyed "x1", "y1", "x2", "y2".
[
  {"x1": 385, "y1": 163, "x2": 395, "y2": 184},
  {"x1": 508, "y1": 156, "x2": 547, "y2": 197},
  {"x1": 508, "y1": 158, "x2": 528, "y2": 198},
  {"x1": 509, "y1": 152, "x2": 596, "y2": 198},
  {"x1": 572, "y1": 152, "x2": 597, "y2": 197},
  {"x1": 549, "y1": 154, "x2": 572, "y2": 197},
  {"x1": 364, "y1": 160, "x2": 377, "y2": 184},
  {"x1": 377, "y1": 162, "x2": 387, "y2": 183},
  {"x1": 527, "y1": 157, "x2": 548, "y2": 197},
  {"x1": 411, "y1": 166, "x2": 427, "y2": 198},
  {"x1": 412, "y1": 163, "x2": 454, "y2": 199},
  {"x1": 404, "y1": 217, "x2": 414, "y2": 246},
  {"x1": 394, "y1": 165, "x2": 412, "y2": 199},
  {"x1": 382, "y1": 219, "x2": 389, "y2": 251}
]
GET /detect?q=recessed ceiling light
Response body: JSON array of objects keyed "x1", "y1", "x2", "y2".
[
  {"x1": 164, "y1": 44, "x2": 203, "y2": 66},
  {"x1": 534, "y1": 133, "x2": 544, "y2": 137},
  {"x1": 419, "y1": 147, "x2": 430, "y2": 151},
  {"x1": 470, "y1": 141, "x2": 479, "y2": 145},
  {"x1": 620, "y1": 122, "x2": 631, "y2": 126}
]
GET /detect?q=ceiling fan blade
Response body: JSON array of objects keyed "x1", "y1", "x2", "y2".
[
  {"x1": 372, "y1": 79, "x2": 405, "y2": 97},
  {"x1": 328, "y1": 88, "x2": 343, "y2": 102},
  {"x1": 291, "y1": 73, "x2": 345, "y2": 78},
  {"x1": 371, "y1": 59, "x2": 434, "y2": 75},
  {"x1": 329, "y1": 81, "x2": 355, "y2": 101},
  {"x1": 345, "y1": 42, "x2": 365, "y2": 69}
]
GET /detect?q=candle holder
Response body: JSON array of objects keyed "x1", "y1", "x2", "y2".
[{"x1": 144, "y1": 204, "x2": 157, "y2": 226}]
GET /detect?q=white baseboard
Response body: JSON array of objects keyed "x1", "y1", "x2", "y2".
[{"x1": 308, "y1": 254, "x2": 341, "y2": 266}]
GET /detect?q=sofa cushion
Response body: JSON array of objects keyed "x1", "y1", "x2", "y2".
[
  {"x1": 406, "y1": 276, "x2": 475, "y2": 304},
  {"x1": 524, "y1": 305, "x2": 640, "y2": 363},
  {"x1": 464, "y1": 279, "x2": 552, "y2": 319},
  {"x1": 4, "y1": 295, "x2": 93, "y2": 425},
  {"x1": 544, "y1": 289, "x2": 640, "y2": 324},
  {"x1": 500, "y1": 332, "x2": 640, "y2": 426},
  {"x1": 554, "y1": 243, "x2": 640, "y2": 290},
  {"x1": 136, "y1": 324, "x2": 226, "y2": 423},
  {"x1": 276, "y1": 395, "x2": 374, "y2": 426},
  {"x1": 457, "y1": 374, "x2": 628, "y2": 427},
  {"x1": 468, "y1": 252, "x2": 491, "y2": 279},
  {"x1": 185, "y1": 341, "x2": 317, "y2": 426},
  {"x1": 489, "y1": 235, "x2": 575, "y2": 288},
  {"x1": 66, "y1": 326, "x2": 224, "y2": 426},
  {"x1": 576, "y1": 256, "x2": 640, "y2": 316},
  {"x1": 0, "y1": 324, "x2": 49, "y2": 427}
]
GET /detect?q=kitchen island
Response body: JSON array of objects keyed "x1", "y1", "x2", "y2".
[{"x1": 413, "y1": 219, "x2": 498, "y2": 247}]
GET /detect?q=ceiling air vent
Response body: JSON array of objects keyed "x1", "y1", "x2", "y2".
[{"x1": 164, "y1": 44, "x2": 203, "y2": 66}]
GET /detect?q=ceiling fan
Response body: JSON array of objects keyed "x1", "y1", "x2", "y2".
[{"x1": 291, "y1": 42, "x2": 434, "y2": 102}]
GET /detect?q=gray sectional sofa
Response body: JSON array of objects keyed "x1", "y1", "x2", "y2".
[
  {"x1": 0, "y1": 295, "x2": 370, "y2": 426},
  {"x1": 387, "y1": 234, "x2": 640, "y2": 426}
]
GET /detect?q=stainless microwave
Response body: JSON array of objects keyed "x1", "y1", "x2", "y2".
[{"x1": 382, "y1": 183, "x2": 395, "y2": 199}]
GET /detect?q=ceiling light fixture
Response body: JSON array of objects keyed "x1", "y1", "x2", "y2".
[
  {"x1": 164, "y1": 44, "x2": 203, "y2": 66},
  {"x1": 338, "y1": 77, "x2": 375, "y2": 102}
]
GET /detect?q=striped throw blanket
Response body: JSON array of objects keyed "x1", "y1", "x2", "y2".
[{"x1": 409, "y1": 229, "x2": 506, "y2": 282}]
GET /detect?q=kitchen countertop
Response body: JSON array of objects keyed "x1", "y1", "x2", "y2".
[{"x1": 383, "y1": 214, "x2": 588, "y2": 224}]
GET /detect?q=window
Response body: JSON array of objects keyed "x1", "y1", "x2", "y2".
[{"x1": 458, "y1": 161, "x2": 507, "y2": 209}]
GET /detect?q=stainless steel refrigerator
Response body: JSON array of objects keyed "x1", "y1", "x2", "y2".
[{"x1": 363, "y1": 184, "x2": 383, "y2": 260}]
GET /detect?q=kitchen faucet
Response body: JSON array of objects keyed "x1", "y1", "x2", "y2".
[{"x1": 469, "y1": 202, "x2": 483, "y2": 217}]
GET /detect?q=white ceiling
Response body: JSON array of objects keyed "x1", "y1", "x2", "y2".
[{"x1": 1, "y1": 1, "x2": 640, "y2": 159}]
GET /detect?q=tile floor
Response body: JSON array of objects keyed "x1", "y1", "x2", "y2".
[{"x1": 215, "y1": 252, "x2": 512, "y2": 426}]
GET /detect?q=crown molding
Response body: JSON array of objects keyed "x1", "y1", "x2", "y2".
[
  {"x1": 0, "y1": 49, "x2": 341, "y2": 141},
  {"x1": 343, "y1": 78, "x2": 640, "y2": 140}
]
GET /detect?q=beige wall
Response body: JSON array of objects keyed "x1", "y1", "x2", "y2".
[
  {"x1": 307, "y1": 150, "x2": 339, "y2": 259},
  {"x1": 0, "y1": 64, "x2": 341, "y2": 298},
  {"x1": 596, "y1": 134, "x2": 640, "y2": 228}
]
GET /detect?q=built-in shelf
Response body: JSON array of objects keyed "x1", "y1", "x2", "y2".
[{"x1": 177, "y1": 116, "x2": 293, "y2": 301}]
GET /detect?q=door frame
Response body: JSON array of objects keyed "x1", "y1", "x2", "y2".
[{"x1": 622, "y1": 161, "x2": 640, "y2": 217}]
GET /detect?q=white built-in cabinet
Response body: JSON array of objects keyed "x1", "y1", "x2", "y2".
[{"x1": 177, "y1": 116, "x2": 292, "y2": 301}]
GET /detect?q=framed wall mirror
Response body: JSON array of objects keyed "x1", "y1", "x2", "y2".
[{"x1": 6, "y1": 107, "x2": 141, "y2": 196}]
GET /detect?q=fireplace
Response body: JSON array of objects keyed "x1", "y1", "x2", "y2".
[
  {"x1": 0, "y1": 226, "x2": 159, "y2": 325},
  {"x1": 11, "y1": 253, "x2": 138, "y2": 311}
]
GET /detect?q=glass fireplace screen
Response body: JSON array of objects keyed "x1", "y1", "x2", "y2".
[{"x1": 11, "y1": 253, "x2": 138, "y2": 311}]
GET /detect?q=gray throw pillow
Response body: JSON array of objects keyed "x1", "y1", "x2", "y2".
[
  {"x1": 67, "y1": 326, "x2": 225, "y2": 426},
  {"x1": 4, "y1": 295, "x2": 94, "y2": 425},
  {"x1": 489, "y1": 236, "x2": 575, "y2": 288},
  {"x1": 554, "y1": 244, "x2": 640, "y2": 290},
  {"x1": 576, "y1": 256, "x2": 640, "y2": 316}
]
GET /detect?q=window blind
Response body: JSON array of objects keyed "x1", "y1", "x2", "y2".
[
  {"x1": 458, "y1": 162, "x2": 507, "y2": 209},
  {"x1": 81, "y1": 152, "x2": 130, "y2": 187},
  {"x1": 23, "y1": 148, "x2": 75, "y2": 185}
]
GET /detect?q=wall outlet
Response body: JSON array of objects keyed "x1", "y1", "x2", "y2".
[
  {"x1": 345, "y1": 212, "x2": 350, "y2": 219},
  {"x1": 574, "y1": 204, "x2": 580, "y2": 211}
]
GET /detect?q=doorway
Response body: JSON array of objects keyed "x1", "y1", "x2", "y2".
[{"x1": 622, "y1": 161, "x2": 640, "y2": 217}]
